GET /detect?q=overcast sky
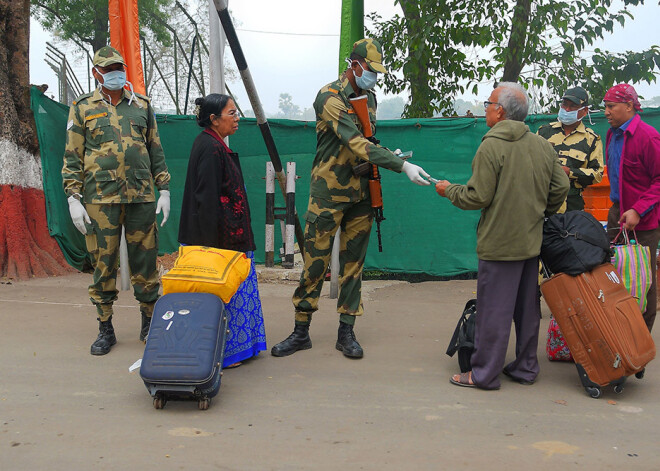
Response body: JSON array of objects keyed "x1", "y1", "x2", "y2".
[{"x1": 30, "y1": 0, "x2": 660, "y2": 115}]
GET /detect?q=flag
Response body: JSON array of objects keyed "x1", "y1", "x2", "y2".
[{"x1": 109, "y1": 0, "x2": 146, "y2": 95}]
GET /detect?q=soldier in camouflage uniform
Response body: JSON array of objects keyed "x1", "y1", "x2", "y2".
[
  {"x1": 271, "y1": 39, "x2": 431, "y2": 359},
  {"x1": 537, "y1": 87, "x2": 603, "y2": 212},
  {"x1": 62, "y1": 46, "x2": 171, "y2": 356}
]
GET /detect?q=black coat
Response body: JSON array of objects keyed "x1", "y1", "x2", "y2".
[{"x1": 178, "y1": 129, "x2": 256, "y2": 252}]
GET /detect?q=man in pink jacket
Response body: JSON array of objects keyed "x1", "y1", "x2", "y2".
[{"x1": 604, "y1": 83, "x2": 660, "y2": 332}]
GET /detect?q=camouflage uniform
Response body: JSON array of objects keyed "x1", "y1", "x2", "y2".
[
  {"x1": 292, "y1": 70, "x2": 404, "y2": 323},
  {"x1": 537, "y1": 121, "x2": 603, "y2": 211},
  {"x1": 62, "y1": 84, "x2": 170, "y2": 321}
]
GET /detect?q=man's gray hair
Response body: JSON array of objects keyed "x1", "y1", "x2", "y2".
[{"x1": 497, "y1": 82, "x2": 529, "y2": 122}]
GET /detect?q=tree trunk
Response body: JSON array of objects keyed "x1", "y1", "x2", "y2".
[
  {"x1": 0, "y1": 0, "x2": 74, "y2": 280},
  {"x1": 400, "y1": 0, "x2": 432, "y2": 118},
  {"x1": 501, "y1": 0, "x2": 532, "y2": 83},
  {"x1": 92, "y1": 7, "x2": 109, "y2": 53}
]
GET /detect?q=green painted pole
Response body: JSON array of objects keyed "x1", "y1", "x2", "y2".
[{"x1": 338, "y1": 0, "x2": 364, "y2": 75}]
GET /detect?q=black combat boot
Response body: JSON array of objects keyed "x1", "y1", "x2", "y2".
[
  {"x1": 90, "y1": 317, "x2": 117, "y2": 356},
  {"x1": 271, "y1": 324, "x2": 312, "y2": 357},
  {"x1": 140, "y1": 313, "x2": 152, "y2": 342},
  {"x1": 336, "y1": 322, "x2": 363, "y2": 358}
]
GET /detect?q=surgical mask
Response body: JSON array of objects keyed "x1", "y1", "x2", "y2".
[
  {"x1": 354, "y1": 62, "x2": 378, "y2": 90},
  {"x1": 557, "y1": 106, "x2": 585, "y2": 125},
  {"x1": 96, "y1": 68, "x2": 127, "y2": 90}
]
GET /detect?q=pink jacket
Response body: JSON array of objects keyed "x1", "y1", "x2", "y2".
[{"x1": 606, "y1": 114, "x2": 660, "y2": 231}]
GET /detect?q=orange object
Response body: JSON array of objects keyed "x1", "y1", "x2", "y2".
[
  {"x1": 583, "y1": 166, "x2": 612, "y2": 222},
  {"x1": 368, "y1": 164, "x2": 383, "y2": 208},
  {"x1": 109, "y1": 0, "x2": 146, "y2": 95},
  {"x1": 349, "y1": 95, "x2": 372, "y2": 137}
]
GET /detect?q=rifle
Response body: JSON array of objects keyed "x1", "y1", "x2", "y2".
[{"x1": 349, "y1": 95, "x2": 386, "y2": 252}]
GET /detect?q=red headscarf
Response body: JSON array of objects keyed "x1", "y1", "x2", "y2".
[{"x1": 603, "y1": 84, "x2": 642, "y2": 111}]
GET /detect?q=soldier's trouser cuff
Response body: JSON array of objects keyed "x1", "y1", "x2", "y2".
[
  {"x1": 339, "y1": 313, "x2": 356, "y2": 325},
  {"x1": 95, "y1": 303, "x2": 114, "y2": 322},
  {"x1": 295, "y1": 312, "x2": 312, "y2": 325},
  {"x1": 139, "y1": 301, "x2": 156, "y2": 318}
]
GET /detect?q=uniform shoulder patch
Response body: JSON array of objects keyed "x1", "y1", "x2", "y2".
[
  {"x1": 585, "y1": 127, "x2": 600, "y2": 139},
  {"x1": 328, "y1": 87, "x2": 339, "y2": 94},
  {"x1": 133, "y1": 92, "x2": 151, "y2": 102},
  {"x1": 537, "y1": 124, "x2": 551, "y2": 135},
  {"x1": 74, "y1": 92, "x2": 93, "y2": 105}
]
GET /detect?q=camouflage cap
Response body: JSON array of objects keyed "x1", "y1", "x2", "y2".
[
  {"x1": 93, "y1": 46, "x2": 126, "y2": 67},
  {"x1": 352, "y1": 38, "x2": 386, "y2": 74},
  {"x1": 562, "y1": 87, "x2": 589, "y2": 106}
]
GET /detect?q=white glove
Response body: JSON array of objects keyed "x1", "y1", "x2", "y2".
[
  {"x1": 68, "y1": 195, "x2": 91, "y2": 235},
  {"x1": 402, "y1": 161, "x2": 431, "y2": 186},
  {"x1": 156, "y1": 190, "x2": 170, "y2": 227}
]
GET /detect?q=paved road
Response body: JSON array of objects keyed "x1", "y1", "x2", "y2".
[{"x1": 1, "y1": 272, "x2": 658, "y2": 470}]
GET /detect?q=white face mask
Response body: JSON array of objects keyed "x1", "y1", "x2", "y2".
[
  {"x1": 354, "y1": 62, "x2": 378, "y2": 90},
  {"x1": 347, "y1": 59, "x2": 378, "y2": 90},
  {"x1": 557, "y1": 106, "x2": 586, "y2": 125},
  {"x1": 95, "y1": 67, "x2": 127, "y2": 90}
]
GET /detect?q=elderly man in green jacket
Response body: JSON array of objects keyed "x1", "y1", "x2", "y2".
[{"x1": 435, "y1": 82, "x2": 569, "y2": 390}]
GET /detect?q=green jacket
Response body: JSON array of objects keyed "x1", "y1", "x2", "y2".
[
  {"x1": 62, "y1": 88, "x2": 170, "y2": 204},
  {"x1": 445, "y1": 120, "x2": 569, "y2": 261},
  {"x1": 310, "y1": 73, "x2": 404, "y2": 203}
]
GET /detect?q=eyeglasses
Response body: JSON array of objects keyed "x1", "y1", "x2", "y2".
[
  {"x1": 483, "y1": 101, "x2": 502, "y2": 110},
  {"x1": 212, "y1": 110, "x2": 240, "y2": 120}
]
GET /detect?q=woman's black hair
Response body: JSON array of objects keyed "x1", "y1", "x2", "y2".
[{"x1": 195, "y1": 93, "x2": 232, "y2": 128}]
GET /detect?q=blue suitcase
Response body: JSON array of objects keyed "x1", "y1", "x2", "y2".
[{"x1": 140, "y1": 293, "x2": 228, "y2": 410}]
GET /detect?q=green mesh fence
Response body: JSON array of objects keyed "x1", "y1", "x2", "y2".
[{"x1": 31, "y1": 86, "x2": 660, "y2": 276}]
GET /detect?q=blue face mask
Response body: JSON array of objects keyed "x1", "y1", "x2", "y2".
[
  {"x1": 97, "y1": 69, "x2": 127, "y2": 91},
  {"x1": 355, "y1": 62, "x2": 378, "y2": 90},
  {"x1": 557, "y1": 106, "x2": 585, "y2": 125}
]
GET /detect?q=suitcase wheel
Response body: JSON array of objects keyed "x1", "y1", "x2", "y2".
[
  {"x1": 635, "y1": 369, "x2": 645, "y2": 379},
  {"x1": 613, "y1": 384, "x2": 624, "y2": 394},
  {"x1": 585, "y1": 386, "x2": 602, "y2": 399},
  {"x1": 198, "y1": 398, "x2": 210, "y2": 411},
  {"x1": 153, "y1": 395, "x2": 166, "y2": 410}
]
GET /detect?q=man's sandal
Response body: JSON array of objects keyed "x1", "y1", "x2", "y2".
[{"x1": 450, "y1": 371, "x2": 476, "y2": 388}]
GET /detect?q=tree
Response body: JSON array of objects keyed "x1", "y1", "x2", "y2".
[
  {"x1": 31, "y1": 0, "x2": 174, "y2": 53},
  {"x1": 368, "y1": 0, "x2": 660, "y2": 117},
  {"x1": 277, "y1": 93, "x2": 302, "y2": 119},
  {"x1": 32, "y1": 1, "x2": 239, "y2": 113},
  {"x1": 0, "y1": 0, "x2": 73, "y2": 279}
]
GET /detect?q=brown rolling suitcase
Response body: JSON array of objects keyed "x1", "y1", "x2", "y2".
[{"x1": 540, "y1": 263, "x2": 656, "y2": 398}]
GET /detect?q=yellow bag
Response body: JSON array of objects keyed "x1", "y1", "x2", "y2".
[{"x1": 161, "y1": 246, "x2": 251, "y2": 303}]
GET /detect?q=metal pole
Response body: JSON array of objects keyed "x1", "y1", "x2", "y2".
[
  {"x1": 212, "y1": 0, "x2": 305, "y2": 259},
  {"x1": 144, "y1": 41, "x2": 179, "y2": 113},
  {"x1": 283, "y1": 161, "x2": 296, "y2": 269},
  {"x1": 265, "y1": 162, "x2": 275, "y2": 268},
  {"x1": 142, "y1": 36, "x2": 149, "y2": 96},
  {"x1": 174, "y1": 32, "x2": 179, "y2": 110},
  {"x1": 184, "y1": 35, "x2": 197, "y2": 115},
  {"x1": 208, "y1": 0, "x2": 226, "y2": 95}
]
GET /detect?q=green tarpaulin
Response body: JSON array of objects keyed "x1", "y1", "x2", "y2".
[{"x1": 30, "y1": 86, "x2": 660, "y2": 277}]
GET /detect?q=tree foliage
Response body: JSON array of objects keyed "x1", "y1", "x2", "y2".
[
  {"x1": 277, "y1": 93, "x2": 301, "y2": 119},
  {"x1": 31, "y1": 0, "x2": 174, "y2": 52},
  {"x1": 31, "y1": 1, "x2": 239, "y2": 113},
  {"x1": 368, "y1": 0, "x2": 660, "y2": 118}
]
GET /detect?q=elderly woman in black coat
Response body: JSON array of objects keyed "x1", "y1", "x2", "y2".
[{"x1": 178, "y1": 93, "x2": 266, "y2": 368}]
